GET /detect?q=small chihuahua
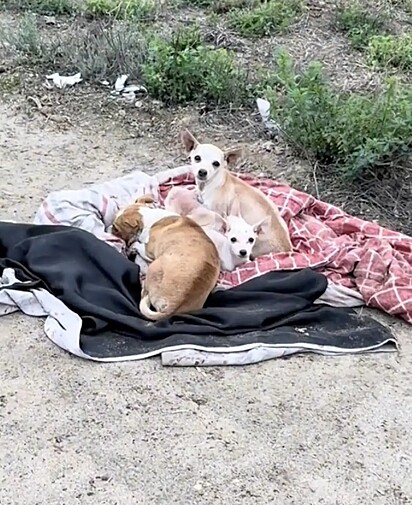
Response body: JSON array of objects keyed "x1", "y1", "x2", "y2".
[
  {"x1": 165, "y1": 186, "x2": 259, "y2": 271},
  {"x1": 181, "y1": 129, "x2": 292, "y2": 258}
]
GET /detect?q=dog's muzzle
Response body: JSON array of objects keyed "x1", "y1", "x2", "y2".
[{"x1": 197, "y1": 169, "x2": 208, "y2": 181}]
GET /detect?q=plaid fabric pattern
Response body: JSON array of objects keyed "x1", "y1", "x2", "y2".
[
  {"x1": 159, "y1": 173, "x2": 412, "y2": 325},
  {"x1": 34, "y1": 168, "x2": 412, "y2": 325}
]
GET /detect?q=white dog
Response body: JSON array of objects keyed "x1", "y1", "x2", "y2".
[
  {"x1": 164, "y1": 186, "x2": 258, "y2": 271},
  {"x1": 181, "y1": 129, "x2": 292, "y2": 258}
]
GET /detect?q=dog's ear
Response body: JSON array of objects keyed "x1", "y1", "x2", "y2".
[
  {"x1": 181, "y1": 129, "x2": 199, "y2": 153},
  {"x1": 215, "y1": 213, "x2": 230, "y2": 234},
  {"x1": 135, "y1": 194, "x2": 155, "y2": 205},
  {"x1": 253, "y1": 216, "x2": 271, "y2": 236},
  {"x1": 224, "y1": 148, "x2": 243, "y2": 166}
]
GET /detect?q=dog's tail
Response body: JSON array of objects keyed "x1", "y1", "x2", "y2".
[{"x1": 139, "y1": 294, "x2": 170, "y2": 321}]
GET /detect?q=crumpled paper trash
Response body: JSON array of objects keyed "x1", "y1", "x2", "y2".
[
  {"x1": 45, "y1": 72, "x2": 82, "y2": 89},
  {"x1": 256, "y1": 97, "x2": 280, "y2": 137},
  {"x1": 112, "y1": 74, "x2": 147, "y2": 102}
]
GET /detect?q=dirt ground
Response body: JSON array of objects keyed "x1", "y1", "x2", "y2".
[{"x1": 1, "y1": 97, "x2": 412, "y2": 505}]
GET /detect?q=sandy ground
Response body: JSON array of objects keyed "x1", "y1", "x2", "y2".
[{"x1": 0, "y1": 102, "x2": 411, "y2": 505}]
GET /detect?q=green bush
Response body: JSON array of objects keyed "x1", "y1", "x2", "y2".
[
  {"x1": 181, "y1": 0, "x2": 252, "y2": 10},
  {"x1": 0, "y1": 15, "x2": 147, "y2": 81},
  {"x1": 0, "y1": 0, "x2": 77, "y2": 14},
  {"x1": 264, "y1": 52, "x2": 412, "y2": 179},
  {"x1": 84, "y1": 0, "x2": 157, "y2": 19},
  {"x1": 0, "y1": 13, "x2": 49, "y2": 59},
  {"x1": 228, "y1": 0, "x2": 303, "y2": 38},
  {"x1": 367, "y1": 34, "x2": 412, "y2": 70},
  {"x1": 142, "y1": 26, "x2": 249, "y2": 104},
  {"x1": 211, "y1": 0, "x2": 252, "y2": 12},
  {"x1": 336, "y1": 4, "x2": 387, "y2": 49},
  {"x1": 57, "y1": 23, "x2": 148, "y2": 80}
]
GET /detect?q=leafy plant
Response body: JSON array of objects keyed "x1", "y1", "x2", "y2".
[
  {"x1": 0, "y1": 0, "x2": 77, "y2": 15},
  {"x1": 336, "y1": 3, "x2": 387, "y2": 49},
  {"x1": 84, "y1": 0, "x2": 158, "y2": 20},
  {"x1": 367, "y1": 34, "x2": 412, "y2": 70},
  {"x1": 229, "y1": 0, "x2": 303, "y2": 38},
  {"x1": 211, "y1": 0, "x2": 252, "y2": 12},
  {"x1": 57, "y1": 23, "x2": 148, "y2": 80},
  {"x1": 264, "y1": 52, "x2": 412, "y2": 179},
  {"x1": 142, "y1": 26, "x2": 249, "y2": 104},
  {"x1": 181, "y1": 0, "x2": 252, "y2": 10},
  {"x1": 0, "y1": 13, "x2": 49, "y2": 59}
]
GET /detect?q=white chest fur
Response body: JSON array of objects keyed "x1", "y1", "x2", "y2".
[{"x1": 139, "y1": 207, "x2": 178, "y2": 230}]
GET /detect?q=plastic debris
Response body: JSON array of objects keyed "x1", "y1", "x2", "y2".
[
  {"x1": 256, "y1": 97, "x2": 280, "y2": 137},
  {"x1": 114, "y1": 74, "x2": 128, "y2": 92},
  {"x1": 45, "y1": 72, "x2": 82, "y2": 89},
  {"x1": 112, "y1": 74, "x2": 147, "y2": 101}
]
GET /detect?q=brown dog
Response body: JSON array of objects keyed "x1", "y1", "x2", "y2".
[
  {"x1": 112, "y1": 195, "x2": 220, "y2": 321},
  {"x1": 111, "y1": 195, "x2": 159, "y2": 245}
]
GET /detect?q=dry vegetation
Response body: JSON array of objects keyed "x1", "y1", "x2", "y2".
[{"x1": 0, "y1": 0, "x2": 411, "y2": 233}]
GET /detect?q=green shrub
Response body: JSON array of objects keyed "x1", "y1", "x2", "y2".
[
  {"x1": 57, "y1": 23, "x2": 148, "y2": 80},
  {"x1": 180, "y1": 0, "x2": 214, "y2": 5},
  {"x1": 181, "y1": 0, "x2": 252, "y2": 10},
  {"x1": 229, "y1": 0, "x2": 303, "y2": 38},
  {"x1": 0, "y1": 13, "x2": 49, "y2": 59},
  {"x1": 84, "y1": 0, "x2": 158, "y2": 20},
  {"x1": 142, "y1": 26, "x2": 249, "y2": 104},
  {"x1": 211, "y1": 0, "x2": 252, "y2": 12},
  {"x1": 336, "y1": 4, "x2": 387, "y2": 49},
  {"x1": 264, "y1": 52, "x2": 412, "y2": 179},
  {"x1": 0, "y1": 0, "x2": 77, "y2": 15},
  {"x1": 367, "y1": 34, "x2": 412, "y2": 70},
  {"x1": 0, "y1": 15, "x2": 147, "y2": 81}
]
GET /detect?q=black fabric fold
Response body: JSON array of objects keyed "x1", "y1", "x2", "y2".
[{"x1": 0, "y1": 222, "x2": 396, "y2": 359}]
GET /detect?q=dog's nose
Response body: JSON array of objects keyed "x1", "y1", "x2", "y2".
[
  {"x1": 197, "y1": 169, "x2": 207, "y2": 179},
  {"x1": 239, "y1": 249, "x2": 247, "y2": 257}
]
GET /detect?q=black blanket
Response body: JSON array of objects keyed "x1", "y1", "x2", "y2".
[{"x1": 0, "y1": 222, "x2": 396, "y2": 359}]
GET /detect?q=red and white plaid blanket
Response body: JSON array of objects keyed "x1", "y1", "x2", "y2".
[{"x1": 159, "y1": 173, "x2": 412, "y2": 325}]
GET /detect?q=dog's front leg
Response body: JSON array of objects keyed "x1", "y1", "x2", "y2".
[
  {"x1": 129, "y1": 241, "x2": 151, "y2": 274},
  {"x1": 134, "y1": 254, "x2": 149, "y2": 275}
]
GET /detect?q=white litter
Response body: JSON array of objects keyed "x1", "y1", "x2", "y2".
[
  {"x1": 256, "y1": 97, "x2": 280, "y2": 136},
  {"x1": 45, "y1": 72, "x2": 82, "y2": 89},
  {"x1": 112, "y1": 74, "x2": 147, "y2": 101},
  {"x1": 114, "y1": 74, "x2": 129, "y2": 92}
]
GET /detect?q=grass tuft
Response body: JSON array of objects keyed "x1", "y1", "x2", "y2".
[
  {"x1": 0, "y1": 13, "x2": 50, "y2": 60},
  {"x1": 83, "y1": 0, "x2": 158, "y2": 20},
  {"x1": 228, "y1": 0, "x2": 303, "y2": 38},
  {"x1": 264, "y1": 52, "x2": 412, "y2": 179},
  {"x1": 0, "y1": 0, "x2": 77, "y2": 15},
  {"x1": 336, "y1": 3, "x2": 387, "y2": 49},
  {"x1": 367, "y1": 34, "x2": 412, "y2": 70}
]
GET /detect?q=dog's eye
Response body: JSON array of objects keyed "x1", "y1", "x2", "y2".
[
  {"x1": 194, "y1": 155, "x2": 201, "y2": 162},
  {"x1": 212, "y1": 161, "x2": 220, "y2": 168},
  {"x1": 230, "y1": 237, "x2": 237, "y2": 243},
  {"x1": 248, "y1": 237, "x2": 254, "y2": 243}
]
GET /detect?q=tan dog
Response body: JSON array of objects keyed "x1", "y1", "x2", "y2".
[
  {"x1": 112, "y1": 195, "x2": 220, "y2": 321},
  {"x1": 181, "y1": 129, "x2": 293, "y2": 258}
]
